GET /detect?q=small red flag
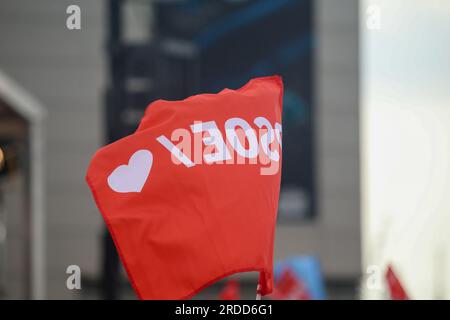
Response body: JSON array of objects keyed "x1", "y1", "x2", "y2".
[
  {"x1": 218, "y1": 279, "x2": 241, "y2": 300},
  {"x1": 271, "y1": 268, "x2": 311, "y2": 300},
  {"x1": 86, "y1": 76, "x2": 283, "y2": 299},
  {"x1": 386, "y1": 265, "x2": 409, "y2": 300}
]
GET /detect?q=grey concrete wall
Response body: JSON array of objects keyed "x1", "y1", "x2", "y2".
[{"x1": 0, "y1": 0, "x2": 105, "y2": 299}]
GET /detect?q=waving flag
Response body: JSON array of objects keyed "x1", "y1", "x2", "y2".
[
  {"x1": 86, "y1": 76, "x2": 283, "y2": 299},
  {"x1": 272, "y1": 256, "x2": 326, "y2": 300},
  {"x1": 218, "y1": 279, "x2": 241, "y2": 300},
  {"x1": 386, "y1": 265, "x2": 409, "y2": 300},
  {"x1": 271, "y1": 268, "x2": 311, "y2": 300}
]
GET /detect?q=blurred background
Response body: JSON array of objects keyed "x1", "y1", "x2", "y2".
[{"x1": 0, "y1": 0, "x2": 448, "y2": 299}]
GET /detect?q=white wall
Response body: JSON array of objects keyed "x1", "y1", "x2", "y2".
[{"x1": 361, "y1": 0, "x2": 450, "y2": 299}]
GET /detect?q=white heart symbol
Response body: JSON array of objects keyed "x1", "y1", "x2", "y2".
[{"x1": 107, "y1": 150, "x2": 153, "y2": 193}]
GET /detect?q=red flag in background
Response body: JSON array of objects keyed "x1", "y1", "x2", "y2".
[
  {"x1": 218, "y1": 279, "x2": 241, "y2": 300},
  {"x1": 386, "y1": 265, "x2": 409, "y2": 300},
  {"x1": 86, "y1": 76, "x2": 283, "y2": 299},
  {"x1": 271, "y1": 268, "x2": 311, "y2": 300}
]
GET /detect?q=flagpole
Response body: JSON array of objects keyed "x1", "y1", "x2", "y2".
[{"x1": 256, "y1": 284, "x2": 261, "y2": 300}]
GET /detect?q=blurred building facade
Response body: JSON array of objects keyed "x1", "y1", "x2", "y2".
[
  {"x1": 0, "y1": 0, "x2": 105, "y2": 299},
  {"x1": 0, "y1": 0, "x2": 360, "y2": 299}
]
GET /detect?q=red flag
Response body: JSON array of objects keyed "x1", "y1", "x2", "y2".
[
  {"x1": 271, "y1": 269, "x2": 311, "y2": 300},
  {"x1": 86, "y1": 76, "x2": 283, "y2": 299},
  {"x1": 386, "y1": 265, "x2": 409, "y2": 300},
  {"x1": 218, "y1": 279, "x2": 241, "y2": 300}
]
